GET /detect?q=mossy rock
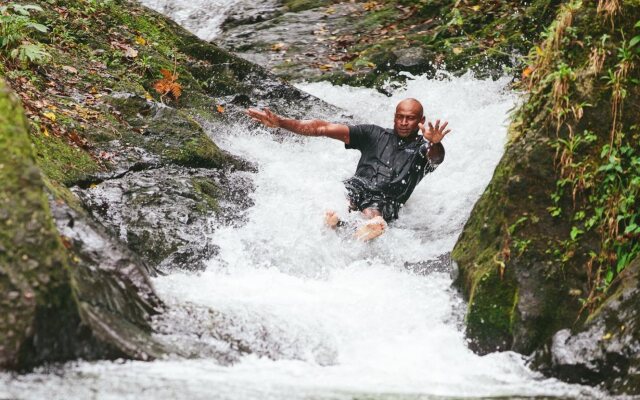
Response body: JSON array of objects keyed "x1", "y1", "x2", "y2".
[
  {"x1": 105, "y1": 93, "x2": 229, "y2": 168},
  {"x1": 453, "y1": 3, "x2": 640, "y2": 394},
  {"x1": 0, "y1": 79, "x2": 77, "y2": 368},
  {"x1": 0, "y1": 80, "x2": 174, "y2": 368}
]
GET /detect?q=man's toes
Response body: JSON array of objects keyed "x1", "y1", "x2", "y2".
[{"x1": 324, "y1": 210, "x2": 340, "y2": 228}]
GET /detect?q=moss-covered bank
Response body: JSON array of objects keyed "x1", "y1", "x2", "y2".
[
  {"x1": 220, "y1": 0, "x2": 563, "y2": 89},
  {"x1": 452, "y1": 0, "x2": 640, "y2": 393}
]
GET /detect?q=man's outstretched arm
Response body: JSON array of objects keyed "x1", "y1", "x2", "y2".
[{"x1": 246, "y1": 108, "x2": 350, "y2": 144}]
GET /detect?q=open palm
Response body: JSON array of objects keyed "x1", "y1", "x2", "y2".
[{"x1": 419, "y1": 120, "x2": 451, "y2": 143}]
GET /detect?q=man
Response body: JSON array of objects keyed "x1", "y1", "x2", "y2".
[{"x1": 246, "y1": 98, "x2": 450, "y2": 240}]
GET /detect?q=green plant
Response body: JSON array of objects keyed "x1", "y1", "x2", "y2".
[
  {"x1": 630, "y1": 21, "x2": 640, "y2": 50},
  {"x1": 0, "y1": 3, "x2": 50, "y2": 65}
]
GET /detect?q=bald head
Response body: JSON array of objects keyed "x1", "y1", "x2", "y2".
[
  {"x1": 393, "y1": 98, "x2": 425, "y2": 138},
  {"x1": 396, "y1": 98, "x2": 424, "y2": 118}
]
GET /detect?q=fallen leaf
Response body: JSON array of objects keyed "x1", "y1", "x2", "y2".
[
  {"x1": 216, "y1": 105, "x2": 225, "y2": 113},
  {"x1": 42, "y1": 127, "x2": 50, "y2": 137},
  {"x1": 319, "y1": 64, "x2": 333, "y2": 71},
  {"x1": 363, "y1": 1, "x2": 380, "y2": 11},
  {"x1": 270, "y1": 43, "x2": 287, "y2": 51},
  {"x1": 522, "y1": 66, "x2": 534, "y2": 78},
  {"x1": 43, "y1": 112, "x2": 56, "y2": 122},
  {"x1": 453, "y1": 47, "x2": 463, "y2": 55},
  {"x1": 135, "y1": 36, "x2": 147, "y2": 46},
  {"x1": 471, "y1": 5, "x2": 481, "y2": 11},
  {"x1": 62, "y1": 65, "x2": 78, "y2": 74},
  {"x1": 124, "y1": 46, "x2": 138, "y2": 58}
]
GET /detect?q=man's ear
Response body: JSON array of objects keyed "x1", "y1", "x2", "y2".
[{"x1": 420, "y1": 116, "x2": 426, "y2": 124}]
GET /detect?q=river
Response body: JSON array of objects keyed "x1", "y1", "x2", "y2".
[{"x1": 0, "y1": 1, "x2": 605, "y2": 399}]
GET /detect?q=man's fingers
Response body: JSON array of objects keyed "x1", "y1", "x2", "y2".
[
  {"x1": 440, "y1": 121, "x2": 448, "y2": 131},
  {"x1": 428, "y1": 122, "x2": 434, "y2": 131},
  {"x1": 434, "y1": 119, "x2": 440, "y2": 130},
  {"x1": 443, "y1": 129, "x2": 451, "y2": 136}
]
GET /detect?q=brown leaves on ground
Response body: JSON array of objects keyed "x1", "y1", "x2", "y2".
[{"x1": 153, "y1": 68, "x2": 182, "y2": 101}]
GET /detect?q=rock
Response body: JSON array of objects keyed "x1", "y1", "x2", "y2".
[
  {"x1": 104, "y1": 93, "x2": 235, "y2": 170},
  {"x1": 392, "y1": 47, "x2": 433, "y2": 74},
  {"x1": 404, "y1": 253, "x2": 452, "y2": 276},
  {"x1": 73, "y1": 165, "x2": 254, "y2": 273},
  {"x1": 533, "y1": 258, "x2": 640, "y2": 394},
  {"x1": 222, "y1": 0, "x2": 282, "y2": 29},
  {"x1": 0, "y1": 80, "x2": 169, "y2": 369},
  {"x1": 218, "y1": 4, "x2": 357, "y2": 82}
]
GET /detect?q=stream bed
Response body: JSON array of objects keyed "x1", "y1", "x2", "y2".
[{"x1": 0, "y1": 73, "x2": 603, "y2": 399}]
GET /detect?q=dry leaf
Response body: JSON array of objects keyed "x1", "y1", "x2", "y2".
[
  {"x1": 216, "y1": 105, "x2": 225, "y2": 113},
  {"x1": 135, "y1": 36, "x2": 147, "y2": 46},
  {"x1": 270, "y1": 43, "x2": 287, "y2": 51},
  {"x1": 124, "y1": 46, "x2": 138, "y2": 58},
  {"x1": 363, "y1": 1, "x2": 379, "y2": 11},
  {"x1": 522, "y1": 66, "x2": 534, "y2": 78},
  {"x1": 43, "y1": 112, "x2": 56, "y2": 122},
  {"x1": 153, "y1": 68, "x2": 182, "y2": 101},
  {"x1": 452, "y1": 47, "x2": 463, "y2": 55}
]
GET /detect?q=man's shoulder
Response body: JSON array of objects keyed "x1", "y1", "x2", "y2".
[{"x1": 349, "y1": 124, "x2": 391, "y2": 135}]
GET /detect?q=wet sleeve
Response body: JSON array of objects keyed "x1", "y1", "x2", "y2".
[
  {"x1": 420, "y1": 141, "x2": 445, "y2": 175},
  {"x1": 345, "y1": 125, "x2": 376, "y2": 151}
]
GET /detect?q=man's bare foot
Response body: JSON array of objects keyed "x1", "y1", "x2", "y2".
[
  {"x1": 354, "y1": 216, "x2": 386, "y2": 241},
  {"x1": 324, "y1": 210, "x2": 340, "y2": 229}
]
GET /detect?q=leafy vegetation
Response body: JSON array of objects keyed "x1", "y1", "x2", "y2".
[
  {"x1": 517, "y1": 1, "x2": 640, "y2": 314},
  {"x1": 0, "y1": 3, "x2": 50, "y2": 66}
]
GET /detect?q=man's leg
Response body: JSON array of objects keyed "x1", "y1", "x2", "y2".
[{"x1": 354, "y1": 207, "x2": 386, "y2": 241}]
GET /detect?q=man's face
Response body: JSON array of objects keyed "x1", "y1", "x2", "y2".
[{"x1": 393, "y1": 101, "x2": 425, "y2": 138}]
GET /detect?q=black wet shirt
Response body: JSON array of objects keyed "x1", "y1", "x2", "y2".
[{"x1": 345, "y1": 124, "x2": 442, "y2": 204}]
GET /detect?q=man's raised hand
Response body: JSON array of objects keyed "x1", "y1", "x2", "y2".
[
  {"x1": 246, "y1": 107, "x2": 281, "y2": 128},
  {"x1": 419, "y1": 119, "x2": 451, "y2": 144}
]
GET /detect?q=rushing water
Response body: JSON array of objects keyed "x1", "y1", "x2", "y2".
[
  {"x1": 0, "y1": 2, "x2": 606, "y2": 399},
  {"x1": 139, "y1": 0, "x2": 238, "y2": 40},
  {"x1": 0, "y1": 74, "x2": 603, "y2": 399}
]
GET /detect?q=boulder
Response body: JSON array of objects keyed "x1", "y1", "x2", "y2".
[
  {"x1": 533, "y1": 259, "x2": 640, "y2": 394},
  {"x1": 0, "y1": 80, "x2": 169, "y2": 369}
]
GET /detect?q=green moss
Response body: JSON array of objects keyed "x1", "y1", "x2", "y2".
[
  {"x1": 0, "y1": 79, "x2": 74, "y2": 368},
  {"x1": 284, "y1": 0, "x2": 328, "y2": 12},
  {"x1": 192, "y1": 177, "x2": 221, "y2": 214},
  {"x1": 29, "y1": 131, "x2": 100, "y2": 187},
  {"x1": 164, "y1": 136, "x2": 226, "y2": 168},
  {"x1": 466, "y1": 268, "x2": 519, "y2": 352},
  {"x1": 356, "y1": 6, "x2": 399, "y2": 30}
]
